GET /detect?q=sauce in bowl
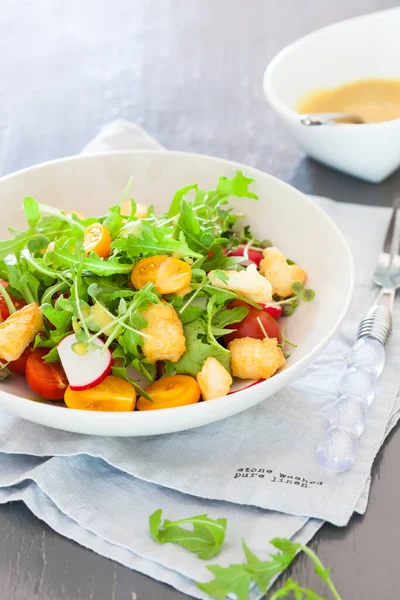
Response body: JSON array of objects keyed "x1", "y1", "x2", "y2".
[{"x1": 297, "y1": 78, "x2": 400, "y2": 123}]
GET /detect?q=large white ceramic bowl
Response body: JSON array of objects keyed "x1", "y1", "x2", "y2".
[
  {"x1": 263, "y1": 8, "x2": 400, "y2": 183},
  {"x1": 0, "y1": 151, "x2": 354, "y2": 435}
]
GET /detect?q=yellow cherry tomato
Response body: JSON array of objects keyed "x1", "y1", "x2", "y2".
[
  {"x1": 64, "y1": 376, "x2": 136, "y2": 411},
  {"x1": 66, "y1": 210, "x2": 86, "y2": 220},
  {"x1": 84, "y1": 223, "x2": 112, "y2": 258},
  {"x1": 121, "y1": 200, "x2": 148, "y2": 218},
  {"x1": 137, "y1": 375, "x2": 200, "y2": 410},
  {"x1": 131, "y1": 256, "x2": 192, "y2": 294}
]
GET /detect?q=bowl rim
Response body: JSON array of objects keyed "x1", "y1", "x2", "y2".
[
  {"x1": 263, "y1": 7, "x2": 400, "y2": 129},
  {"x1": 0, "y1": 149, "x2": 355, "y2": 424}
]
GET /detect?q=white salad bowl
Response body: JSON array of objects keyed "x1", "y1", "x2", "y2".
[
  {"x1": 263, "y1": 8, "x2": 400, "y2": 183},
  {"x1": 0, "y1": 151, "x2": 354, "y2": 436}
]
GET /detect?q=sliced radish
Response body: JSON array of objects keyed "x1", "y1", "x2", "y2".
[
  {"x1": 228, "y1": 246, "x2": 263, "y2": 267},
  {"x1": 228, "y1": 378, "x2": 263, "y2": 394},
  {"x1": 261, "y1": 303, "x2": 283, "y2": 318},
  {"x1": 57, "y1": 334, "x2": 112, "y2": 391}
]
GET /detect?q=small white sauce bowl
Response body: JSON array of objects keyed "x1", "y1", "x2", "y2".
[{"x1": 263, "y1": 8, "x2": 400, "y2": 183}]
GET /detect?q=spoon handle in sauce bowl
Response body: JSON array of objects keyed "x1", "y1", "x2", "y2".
[{"x1": 300, "y1": 112, "x2": 364, "y2": 126}]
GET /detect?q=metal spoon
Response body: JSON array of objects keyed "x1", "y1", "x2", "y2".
[{"x1": 300, "y1": 112, "x2": 365, "y2": 126}]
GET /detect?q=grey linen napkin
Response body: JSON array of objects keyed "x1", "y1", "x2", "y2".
[{"x1": 0, "y1": 121, "x2": 399, "y2": 599}]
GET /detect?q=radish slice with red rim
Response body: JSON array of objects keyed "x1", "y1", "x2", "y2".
[
  {"x1": 228, "y1": 378, "x2": 263, "y2": 394},
  {"x1": 58, "y1": 334, "x2": 112, "y2": 391}
]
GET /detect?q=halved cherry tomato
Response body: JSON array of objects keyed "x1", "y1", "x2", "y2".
[
  {"x1": 131, "y1": 256, "x2": 192, "y2": 295},
  {"x1": 25, "y1": 348, "x2": 68, "y2": 400},
  {"x1": 228, "y1": 245, "x2": 263, "y2": 267},
  {"x1": 0, "y1": 293, "x2": 27, "y2": 321},
  {"x1": 8, "y1": 345, "x2": 34, "y2": 375},
  {"x1": 261, "y1": 304, "x2": 283, "y2": 319},
  {"x1": 64, "y1": 375, "x2": 136, "y2": 411},
  {"x1": 137, "y1": 375, "x2": 200, "y2": 410},
  {"x1": 84, "y1": 223, "x2": 112, "y2": 258},
  {"x1": 223, "y1": 299, "x2": 281, "y2": 346}
]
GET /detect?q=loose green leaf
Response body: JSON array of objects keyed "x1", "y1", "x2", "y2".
[
  {"x1": 197, "y1": 564, "x2": 252, "y2": 600},
  {"x1": 269, "y1": 578, "x2": 327, "y2": 600},
  {"x1": 149, "y1": 509, "x2": 227, "y2": 560}
]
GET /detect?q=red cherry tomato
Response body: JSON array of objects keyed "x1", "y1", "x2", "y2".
[
  {"x1": 223, "y1": 300, "x2": 281, "y2": 346},
  {"x1": 25, "y1": 348, "x2": 68, "y2": 400},
  {"x1": 0, "y1": 294, "x2": 27, "y2": 321},
  {"x1": 228, "y1": 246, "x2": 263, "y2": 267},
  {"x1": 261, "y1": 304, "x2": 283, "y2": 319},
  {"x1": 8, "y1": 345, "x2": 34, "y2": 375}
]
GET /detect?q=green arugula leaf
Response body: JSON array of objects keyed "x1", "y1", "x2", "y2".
[
  {"x1": 212, "y1": 305, "x2": 248, "y2": 330},
  {"x1": 103, "y1": 205, "x2": 124, "y2": 239},
  {"x1": 179, "y1": 304, "x2": 204, "y2": 324},
  {"x1": 211, "y1": 270, "x2": 229, "y2": 284},
  {"x1": 149, "y1": 509, "x2": 227, "y2": 560},
  {"x1": 0, "y1": 230, "x2": 39, "y2": 261},
  {"x1": 2, "y1": 255, "x2": 41, "y2": 304},
  {"x1": 168, "y1": 183, "x2": 198, "y2": 218},
  {"x1": 113, "y1": 221, "x2": 201, "y2": 259},
  {"x1": 270, "y1": 578, "x2": 327, "y2": 600},
  {"x1": 23, "y1": 196, "x2": 41, "y2": 228},
  {"x1": 45, "y1": 236, "x2": 133, "y2": 276},
  {"x1": 168, "y1": 319, "x2": 231, "y2": 377},
  {"x1": 216, "y1": 172, "x2": 258, "y2": 200},
  {"x1": 197, "y1": 564, "x2": 252, "y2": 600}
]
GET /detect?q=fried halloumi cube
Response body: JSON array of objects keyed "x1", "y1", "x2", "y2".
[
  {"x1": 141, "y1": 302, "x2": 186, "y2": 363},
  {"x1": 208, "y1": 264, "x2": 272, "y2": 304},
  {"x1": 259, "y1": 247, "x2": 306, "y2": 298},
  {"x1": 0, "y1": 303, "x2": 43, "y2": 362},
  {"x1": 228, "y1": 336, "x2": 285, "y2": 380},
  {"x1": 196, "y1": 356, "x2": 233, "y2": 400}
]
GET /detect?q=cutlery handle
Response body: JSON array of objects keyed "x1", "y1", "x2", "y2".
[{"x1": 317, "y1": 305, "x2": 391, "y2": 472}]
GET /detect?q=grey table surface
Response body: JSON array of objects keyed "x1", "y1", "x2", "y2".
[{"x1": 1, "y1": 1, "x2": 400, "y2": 599}]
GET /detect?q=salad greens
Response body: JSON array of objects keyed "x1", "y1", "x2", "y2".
[
  {"x1": 148, "y1": 510, "x2": 341, "y2": 600},
  {"x1": 0, "y1": 171, "x2": 314, "y2": 395}
]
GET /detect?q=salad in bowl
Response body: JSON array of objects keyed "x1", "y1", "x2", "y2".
[{"x1": 0, "y1": 171, "x2": 314, "y2": 413}]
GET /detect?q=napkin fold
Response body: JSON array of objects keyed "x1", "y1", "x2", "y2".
[{"x1": 0, "y1": 120, "x2": 399, "y2": 599}]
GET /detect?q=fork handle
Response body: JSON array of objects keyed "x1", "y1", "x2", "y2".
[{"x1": 317, "y1": 305, "x2": 391, "y2": 472}]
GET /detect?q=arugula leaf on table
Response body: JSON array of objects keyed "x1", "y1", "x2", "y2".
[
  {"x1": 149, "y1": 509, "x2": 227, "y2": 560},
  {"x1": 196, "y1": 539, "x2": 299, "y2": 600},
  {"x1": 269, "y1": 579, "x2": 326, "y2": 600},
  {"x1": 197, "y1": 564, "x2": 252, "y2": 600},
  {"x1": 197, "y1": 536, "x2": 342, "y2": 600}
]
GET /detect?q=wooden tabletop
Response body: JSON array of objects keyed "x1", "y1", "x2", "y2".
[{"x1": 1, "y1": 1, "x2": 399, "y2": 598}]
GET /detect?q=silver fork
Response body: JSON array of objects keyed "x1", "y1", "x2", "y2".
[{"x1": 317, "y1": 199, "x2": 400, "y2": 472}]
